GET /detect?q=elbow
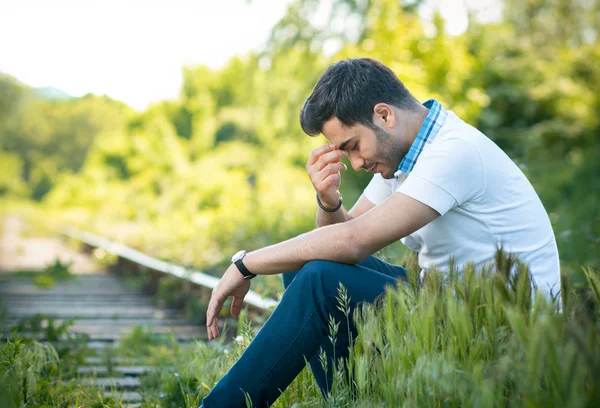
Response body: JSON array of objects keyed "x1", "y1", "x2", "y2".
[
  {"x1": 343, "y1": 250, "x2": 363, "y2": 265},
  {"x1": 350, "y1": 247, "x2": 370, "y2": 265},
  {"x1": 341, "y1": 223, "x2": 369, "y2": 264}
]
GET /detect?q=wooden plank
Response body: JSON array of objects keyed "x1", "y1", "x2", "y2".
[
  {"x1": 83, "y1": 333, "x2": 205, "y2": 341},
  {"x1": 0, "y1": 287, "x2": 139, "y2": 296},
  {"x1": 7, "y1": 307, "x2": 178, "y2": 319},
  {"x1": 6, "y1": 318, "x2": 192, "y2": 327},
  {"x1": 83, "y1": 356, "x2": 140, "y2": 365},
  {"x1": 68, "y1": 325, "x2": 205, "y2": 334},
  {"x1": 2, "y1": 300, "x2": 156, "y2": 308},
  {"x1": 3, "y1": 331, "x2": 206, "y2": 342},
  {"x1": 77, "y1": 366, "x2": 151, "y2": 376},
  {"x1": 101, "y1": 391, "x2": 142, "y2": 403},
  {"x1": 85, "y1": 341, "x2": 115, "y2": 350},
  {"x1": 0, "y1": 294, "x2": 152, "y2": 302},
  {"x1": 74, "y1": 377, "x2": 141, "y2": 389}
]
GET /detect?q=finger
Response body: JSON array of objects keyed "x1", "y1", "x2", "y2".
[
  {"x1": 208, "y1": 315, "x2": 219, "y2": 340},
  {"x1": 208, "y1": 318, "x2": 219, "y2": 340},
  {"x1": 308, "y1": 144, "x2": 336, "y2": 166},
  {"x1": 314, "y1": 149, "x2": 348, "y2": 172},
  {"x1": 230, "y1": 296, "x2": 244, "y2": 318},
  {"x1": 206, "y1": 295, "x2": 224, "y2": 329},
  {"x1": 207, "y1": 321, "x2": 213, "y2": 340},
  {"x1": 318, "y1": 173, "x2": 341, "y2": 192},
  {"x1": 318, "y1": 162, "x2": 348, "y2": 180},
  {"x1": 206, "y1": 301, "x2": 216, "y2": 328}
]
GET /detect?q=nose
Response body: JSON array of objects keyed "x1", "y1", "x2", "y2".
[{"x1": 348, "y1": 153, "x2": 364, "y2": 171}]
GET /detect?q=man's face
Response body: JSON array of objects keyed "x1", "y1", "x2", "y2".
[{"x1": 322, "y1": 116, "x2": 410, "y2": 179}]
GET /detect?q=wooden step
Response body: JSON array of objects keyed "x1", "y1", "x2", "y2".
[
  {"x1": 4, "y1": 330, "x2": 206, "y2": 342},
  {"x1": 80, "y1": 331, "x2": 206, "y2": 342},
  {"x1": 7, "y1": 306, "x2": 178, "y2": 319},
  {"x1": 75, "y1": 376, "x2": 141, "y2": 390},
  {"x1": 84, "y1": 356, "x2": 141, "y2": 365},
  {"x1": 69, "y1": 325, "x2": 204, "y2": 334},
  {"x1": 101, "y1": 391, "x2": 142, "y2": 403},
  {"x1": 0, "y1": 293, "x2": 151, "y2": 301},
  {"x1": 6, "y1": 318, "x2": 192, "y2": 328},
  {"x1": 77, "y1": 366, "x2": 151, "y2": 376},
  {"x1": 0, "y1": 287, "x2": 140, "y2": 296},
  {"x1": 1, "y1": 296, "x2": 153, "y2": 307}
]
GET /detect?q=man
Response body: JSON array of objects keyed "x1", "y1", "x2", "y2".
[{"x1": 200, "y1": 58, "x2": 560, "y2": 407}]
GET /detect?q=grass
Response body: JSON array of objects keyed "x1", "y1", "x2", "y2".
[{"x1": 1, "y1": 249, "x2": 599, "y2": 407}]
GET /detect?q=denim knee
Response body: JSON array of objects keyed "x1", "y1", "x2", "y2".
[
  {"x1": 281, "y1": 270, "x2": 299, "y2": 289},
  {"x1": 295, "y1": 260, "x2": 339, "y2": 292},
  {"x1": 282, "y1": 260, "x2": 331, "y2": 289}
]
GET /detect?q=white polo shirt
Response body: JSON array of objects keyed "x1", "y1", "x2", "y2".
[{"x1": 363, "y1": 110, "x2": 561, "y2": 298}]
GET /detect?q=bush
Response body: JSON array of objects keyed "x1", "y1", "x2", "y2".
[{"x1": 303, "y1": 251, "x2": 600, "y2": 407}]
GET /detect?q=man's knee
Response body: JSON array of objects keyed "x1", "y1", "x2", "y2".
[
  {"x1": 294, "y1": 260, "x2": 339, "y2": 288},
  {"x1": 281, "y1": 261, "x2": 330, "y2": 289},
  {"x1": 283, "y1": 261, "x2": 342, "y2": 296},
  {"x1": 281, "y1": 270, "x2": 298, "y2": 289}
]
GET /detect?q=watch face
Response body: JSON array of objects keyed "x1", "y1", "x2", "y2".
[{"x1": 231, "y1": 250, "x2": 246, "y2": 263}]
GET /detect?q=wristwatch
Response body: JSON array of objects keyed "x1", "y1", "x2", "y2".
[{"x1": 231, "y1": 250, "x2": 256, "y2": 280}]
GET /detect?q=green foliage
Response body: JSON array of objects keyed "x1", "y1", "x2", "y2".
[
  {"x1": 0, "y1": 151, "x2": 28, "y2": 197},
  {"x1": 272, "y1": 251, "x2": 600, "y2": 407},
  {"x1": 103, "y1": 251, "x2": 599, "y2": 407},
  {"x1": 2, "y1": 0, "x2": 596, "y2": 276},
  {"x1": 0, "y1": 339, "x2": 60, "y2": 408},
  {"x1": 118, "y1": 326, "x2": 180, "y2": 358},
  {"x1": 0, "y1": 318, "x2": 102, "y2": 408},
  {"x1": 0, "y1": 78, "x2": 132, "y2": 201},
  {"x1": 6, "y1": 313, "x2": 89, "y2": 373},
  {"x1": 1, "y1": 1, "x2": 599, "y2": 403},
  {"x1": 31, "y1": 258, "x2": 73, "y2": 288}
]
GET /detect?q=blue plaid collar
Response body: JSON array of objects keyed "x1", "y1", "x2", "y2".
[{"x1": 394, "y1": 99, "x2": 447, "y2": 177}]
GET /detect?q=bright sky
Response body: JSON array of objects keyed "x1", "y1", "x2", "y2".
[{"x1": 0, "y1": 0, "x2": 502, "y2": 110}]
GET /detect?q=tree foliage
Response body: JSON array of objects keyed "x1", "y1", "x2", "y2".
[{"x1": 1, "y1": 0, "x2": 598, "y2": 286}]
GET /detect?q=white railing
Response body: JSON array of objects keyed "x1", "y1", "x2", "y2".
[{"x1": 62, "y1": 226, "x2": 279, "y2": 311}]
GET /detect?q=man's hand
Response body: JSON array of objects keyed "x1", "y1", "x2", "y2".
[
  {"x1": 206, "y1": 264, "x2": 251, "y2": 340},
  {"x1": 307, "y1": 144, "x2": 348, "y2": 208}
]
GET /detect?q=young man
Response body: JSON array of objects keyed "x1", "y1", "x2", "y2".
[{"x1": 200, "y1": 58, "x2": 560, "y2": 407}]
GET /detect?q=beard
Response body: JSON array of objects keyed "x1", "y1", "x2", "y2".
[{"x1": 373, "y1": 125, "x2": 408, "y2": 179}]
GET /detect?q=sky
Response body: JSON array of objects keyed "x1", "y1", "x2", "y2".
[{"x1": 0, "y1": 0, "x2": 502, "y2": 110}]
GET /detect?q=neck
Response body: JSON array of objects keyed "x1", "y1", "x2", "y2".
[{"x1": 398, "y1": 104, "x2": 430, "y2": 145}]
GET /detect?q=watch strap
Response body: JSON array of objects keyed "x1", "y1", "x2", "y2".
[
  {"x1": 234, "y1": 256, "x2": 256, "y2": 280},
  {"x1": 316, "y1": 193, "x2": 343, "y2": 212}
]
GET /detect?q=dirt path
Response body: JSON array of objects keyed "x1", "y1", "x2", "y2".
[{"x1": 0, "y1": 214, "x2": 102, "y2": 274}]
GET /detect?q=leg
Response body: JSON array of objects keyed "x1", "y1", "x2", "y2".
[
  {"x1": 201, "y1": 257, "x2": 407, "y2": 408},
  {"x1": 281, "y1": 256, "x2": 407, "y2": 396}
]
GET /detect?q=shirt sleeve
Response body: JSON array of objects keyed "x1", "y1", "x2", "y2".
[
  {"x1": 396, "y1": 136, "x2": 485, "y2": 216},
  {"x1": 363, "y1": 173, "x2": 393, "y2": 205}
]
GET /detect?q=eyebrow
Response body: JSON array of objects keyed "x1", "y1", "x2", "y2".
[{"x1": 338, "y1": 137, "x2": 354, "y2": 151}]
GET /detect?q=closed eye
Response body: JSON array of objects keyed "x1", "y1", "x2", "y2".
[{"x1": 352, "y1": 143, "x2": 359, "y2": 151}]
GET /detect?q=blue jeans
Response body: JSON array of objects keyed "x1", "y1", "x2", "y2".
[{"x1": 200, "y1": 256, "x2": 407, "y2": 408}]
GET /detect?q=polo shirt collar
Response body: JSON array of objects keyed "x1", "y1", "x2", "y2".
[{"x1": 394, "y1": 99, "x2": 447, "y2": 178}]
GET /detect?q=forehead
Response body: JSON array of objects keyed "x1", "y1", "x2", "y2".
[{"x1": 322, "y1": 117, "x2": 368, "y2": 146}]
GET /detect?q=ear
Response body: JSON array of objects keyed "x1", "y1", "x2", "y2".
[{"x1": 373, "y1": 103, "x2": 396, "y2": 129}]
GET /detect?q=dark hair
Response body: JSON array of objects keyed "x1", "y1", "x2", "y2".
[{"x1": 300, "y1": 58, "x2": 420, "y2": 136}]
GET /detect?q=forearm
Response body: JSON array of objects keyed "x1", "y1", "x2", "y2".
[
  {"x1": 316, "y1": 204, "x2": 352, "y2": 227},
  {"x1": 243, "y1": 222, "x2": 359, "y2": 275}
]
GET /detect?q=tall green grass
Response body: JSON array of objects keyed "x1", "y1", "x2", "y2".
[
  {"x1": 2, "y1": 250, "x2": 598, "y2": 407},
  {"x1": 272, "y1": 250, "x2": 600, "y2": 407}
]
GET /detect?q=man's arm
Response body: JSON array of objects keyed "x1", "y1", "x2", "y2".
[
  {"x1": 308, "y1": 143, "x2": 378, "y2": 227},
  {"x1": 245, "y1": 192, "x2": 438, "y2": 274},
  {"x1": 316, "y1": 193, "x2": 376, "y2": 227},
  {"x1": 206, "y1": 192, "x2": 438, "y2": 339}
]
